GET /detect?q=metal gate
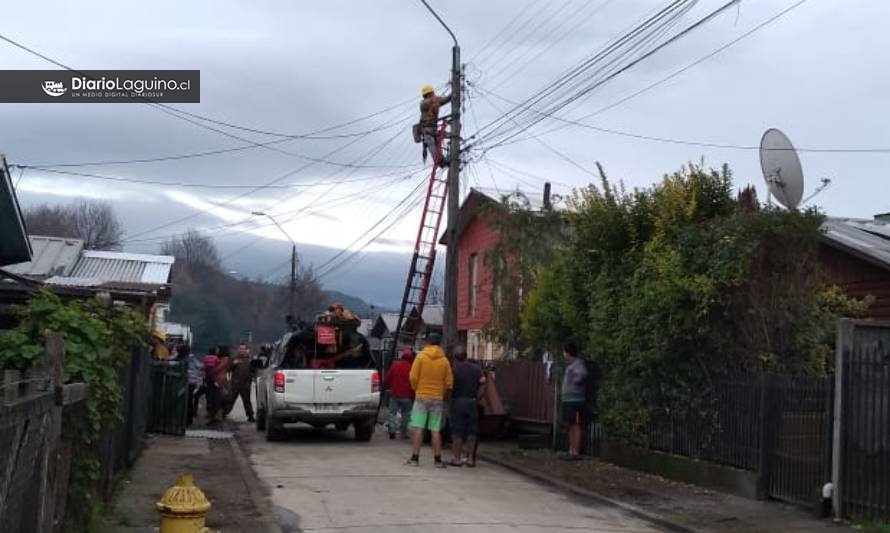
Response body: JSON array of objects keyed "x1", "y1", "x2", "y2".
[
  {"x1": 833, "y1": 319, "x2": 890, "y2": 522},
  {"x1": 148, "y1": 360, "x2": 188, "y2": 436},
  {"x1": 767, "y1": 374, "x2": 833, "y2": 508}
]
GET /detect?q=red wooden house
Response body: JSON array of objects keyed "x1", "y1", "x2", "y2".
[
  {"x1": 821, "y1": 217, "x2": 890, "y2": 320},
  {"x1": 440, "y1": 188, "x2": 890, "y2": 359},
  {"x1": 439, "y1": 189, "x2": 500, "y2": 359}
]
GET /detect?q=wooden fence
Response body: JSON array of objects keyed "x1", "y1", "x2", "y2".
[
  {"x1": 0, "y1": 332, "x2": 87, "y2": 533},
  {"x1": 493, "y1": 360, "x2": 555, "y2": 425}
]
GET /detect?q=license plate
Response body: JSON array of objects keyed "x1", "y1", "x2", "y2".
[{"x1": 314, "y1": 404, "x2": 343, "y2": 413}]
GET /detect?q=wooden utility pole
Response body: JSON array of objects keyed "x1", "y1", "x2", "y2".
[
  {"x1": 418, "y1": 0, "x2": 460, "y2": 351},
  {"x1": 444, "y1": 46, "x2": 461, "y2": 351}
]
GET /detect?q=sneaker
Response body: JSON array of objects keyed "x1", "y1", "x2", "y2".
[
  {"x1": 247, "y1": 416, "x2": 256, "y2": 423},
  {"x1": 405, "y1": 458, "x2": 420, "y2": 467},
  {"x1": 389, "y1": 433, "x2": 396, "y2": 440}
]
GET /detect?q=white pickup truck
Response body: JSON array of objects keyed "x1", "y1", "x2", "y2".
[{"x1": 255, "y1": 331, "x2": 380, "y2": 441}]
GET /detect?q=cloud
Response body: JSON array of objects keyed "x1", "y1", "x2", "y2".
[{"x1": 4, "y1": 0, "x2": 890, "y2": 299}]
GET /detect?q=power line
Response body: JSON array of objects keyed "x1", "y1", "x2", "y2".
[
  {"x1": 121, "y1": 126, "x2": 388, "y2": 241},
  {"x1": 315, "y1": 185, "x2": 426, "y2": 281},
  {"x1": 123, "y1": 126, "x2": 418, "y2": 245},
  {"x1": 313, "y1": 178, "x2": 427, "y2": 277},
  {"x1": 12, "y1": 164, "x2": 423, "y2": 190},
  {"x1": 500, "y1": 0, "x2": 814, "y2": 146},
  {"x1": 123, "y1": 168, "x2": 421, "y2": 247},
  {"x1": 472, "y1": 0, "x2": 551, "y2": 69},
  {"x1": 0, "y1": 30, "x2": 420, "y2": 142},
  {"x1": 486, "y1": 0, "x2": 614, "y2": 87},
  {"x1": 0, "y1": 31, "x2": 422, "y2": 169},
  {"x1": 19, "y1": 110, "x2": 414, "y2": 169},
  {"x1": 471, "y1": 0, "x2": 542, "y2": 63},
  {"x1": 476, "y1": 75, "x2": 890, "y2": 154},
  {"x1": 469, "y1": 0, "x2": 692, "y2": 144},
  {"x1": 480, "y1": 1, "x2": 579, "y2": 80},
  {"x1": 474, "y1": 86, "x2": 601, "y2": 180},
  {"x1": 480, "y1": 1, "x2": 758, "y2": 149},
  {"x1": 474, "y1": 0, "x2": 697, "y2": 148}
]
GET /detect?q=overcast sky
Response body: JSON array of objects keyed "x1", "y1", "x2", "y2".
[{"x1": 3, "y1": 0, "x2": 889, "y2": 304}]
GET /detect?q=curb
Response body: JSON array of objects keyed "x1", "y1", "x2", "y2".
[
  {"x1": 228, "y1": 434, "x2": 284, "y2": 533},
  {"x1": 479, "y1": 453, "x2": 698, "y2": 533}
]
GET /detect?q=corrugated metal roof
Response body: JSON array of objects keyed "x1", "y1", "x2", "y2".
[
  {"x1": 357, "y1": 318, "x2": 374, "y2": 337},
  {"x1": 4, "y1": 236, "x2": 83, "y2": 278},
  {"x1": 421, "y1": 305, "x2": 444, "y2": 326},
  {"x1": 822, "y1": 219, "x2": 890, "y2": 271},
  {"x1": 68, "y1": 250, "x2": 174, "y2": 284}
]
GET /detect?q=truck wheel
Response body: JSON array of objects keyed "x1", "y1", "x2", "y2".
[
  {"x1": 266, "y1": 417, "x2": 284, "y2": 442},
  {"x1": 354, "y1": 422, "x2": 374, "y2": 442},
  {"x1": 335, "y1": 422, "x2": 350, "y2": 431},
  {"x1": 255, "y1": 407, "x2": 267, "y2": 431}
]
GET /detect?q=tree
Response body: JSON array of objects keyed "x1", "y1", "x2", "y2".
[
  {"x1": 520, "y1": 161, "x2": 871, "y2": 438},
  {"x1": 161, "y1": 229, "x2": 222, "y2": 270},
  {"x1": 23, "y1": 199, "x2": 122, "y2": 250},
  {"x1": 482, "y1": 190, "x2": 566, "y2": 355}
]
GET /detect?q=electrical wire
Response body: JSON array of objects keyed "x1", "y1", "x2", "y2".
[
  {"x1": 499, "y1": 0, "x2": 814, "y2": 146},
  {"x1": 478, "y1": 1, "x2": 751, "y2": 150},
  {"x1": 121, "y1": 124, "x2": 391, "y2": 241},
  {"x1": 471, "y1": 0, "x2": 542, "y2": 64},
  {"x1": 313, "y1": 178, "x2": 428, "y2": 277},
  {"x1": 470, "y1": 0, "x2": 692, "y2": 145},
  {"x1": 486, "y1": 0, "x2": 614, "y2": 88},
  {"x1": 314, "y1": 184, "x2": 427, "y2": 280},
  {"x1": 12, "y1": 164, "x2": 423, "y2": 190},
  {"x1": 480, "y1": 1, "x2": 579, "y2": 81},
  {"x1": 0, "y1": 31, "x2": 423, "y2": 170}
]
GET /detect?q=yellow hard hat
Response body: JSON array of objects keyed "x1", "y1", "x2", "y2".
[
  {"x1": 151, "y1": 330, "x2": 166, "y2": 342},
  {"x1": 421, "y1": 84, "x2": 435, "y2": 96}
]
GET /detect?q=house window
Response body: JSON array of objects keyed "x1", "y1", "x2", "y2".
[
  {"x1": 469, "y1": 330, "x2": 481, "y2": 360},
  {"x1": 468, "y1": 253, "x2": 478, "y2": 317}
]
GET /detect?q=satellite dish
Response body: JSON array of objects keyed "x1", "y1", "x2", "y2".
[{"x1": 760, "y1": 128, "x2": 804, "y2": 210}]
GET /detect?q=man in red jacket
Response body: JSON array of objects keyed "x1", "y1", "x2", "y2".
[{"x1": 385, "y1": 348, "x2": 415, "y2": 439}]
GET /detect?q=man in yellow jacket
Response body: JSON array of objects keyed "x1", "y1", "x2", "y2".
[{"x1": 406, "y1": 333, "x2": 453, "y2": 467}]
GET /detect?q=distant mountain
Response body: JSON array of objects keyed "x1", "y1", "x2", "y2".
[
  {"x1": 137, "y1": 234, "x2": 414, "y2": 309},
  {"x1": 322, "y1": 290, "x2": 376, "y2": 318}
]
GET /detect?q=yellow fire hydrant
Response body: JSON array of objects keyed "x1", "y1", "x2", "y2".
[{"x1": 156, "y1": 473, "x2": 212, "y2": 533}]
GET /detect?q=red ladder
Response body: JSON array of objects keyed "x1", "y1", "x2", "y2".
[{"x1": 391, "y1": 120, "x2": 449, "y2": 359}]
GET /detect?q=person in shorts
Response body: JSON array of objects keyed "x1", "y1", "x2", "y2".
[
  {"x1": 560, "y1": 343, "x2": 589, "y2": 460},
  {"x1": 406, "y1": 333, "x2": 453, "y2": 467},
  {"x1": 449, "y1": 346, "x2": 486, "y2": 467}
]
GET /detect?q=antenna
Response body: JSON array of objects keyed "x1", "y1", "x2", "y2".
[
  {"x1": 759, "y1": 128, "x2": 804, "y2": 210},
  {"x1": 802, "y1": 177, "x2": 832, "y2": 205}
]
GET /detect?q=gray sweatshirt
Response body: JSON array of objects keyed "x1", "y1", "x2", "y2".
[{"x1": 561, "y1": 358, "x2": 588, "y2": 401}]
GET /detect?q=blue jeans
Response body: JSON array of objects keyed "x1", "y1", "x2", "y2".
[{"x1": 388, "y1": 397, "x2": 413, "y2": 435}]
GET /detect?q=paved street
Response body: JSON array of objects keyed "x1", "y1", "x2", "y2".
[{"x1": 230, "y1": 394, "x2": 664, "y2": 533}]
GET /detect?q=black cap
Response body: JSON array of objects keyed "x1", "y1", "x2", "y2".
[{"x1": 426, "y1": 332, "x2": 442, "y2": 346}]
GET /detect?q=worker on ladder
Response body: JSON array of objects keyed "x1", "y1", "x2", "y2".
[{"x1": 417, "y1": 84, "x2": 451, "y2": 166}]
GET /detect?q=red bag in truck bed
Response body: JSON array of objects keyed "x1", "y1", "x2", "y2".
[{"x1": 316, "y1": 324, "x2": 337, "y2": 345}]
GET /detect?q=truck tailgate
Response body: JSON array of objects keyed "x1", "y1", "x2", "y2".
[
  {"x1": 282, "y1": 370, "x2": 315, "y2": 404},
  {"x1": 314, "y1": 370, "x2": 376, "y2": 405}
]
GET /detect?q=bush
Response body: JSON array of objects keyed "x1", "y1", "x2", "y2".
[
  {"x1": 0, "y1": 289, "x2": 147, "y2": 531},
  {"x1": 521, "y1": 162, "x2": 869, "y2": 438}
]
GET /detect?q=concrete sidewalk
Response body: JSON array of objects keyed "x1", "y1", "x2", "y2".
[
  {"x1": 106, "y1": 430, "x2": 280, "y2": 533},
  {"x1": 480, "y1": 443, "x2": 852, "y2": 533}
]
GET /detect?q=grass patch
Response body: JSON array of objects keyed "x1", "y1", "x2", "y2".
[{"x1": 862, "y1": 522, "x2": 890, "y2": 533}]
